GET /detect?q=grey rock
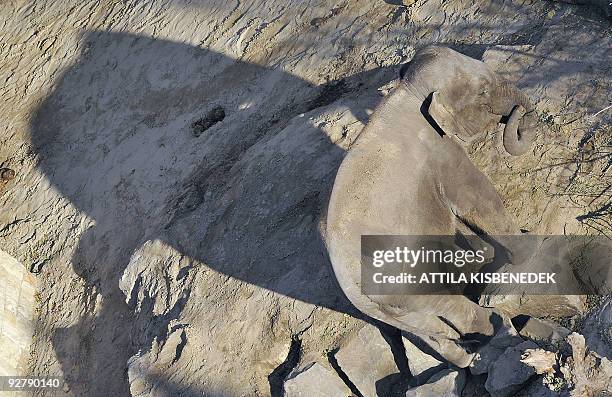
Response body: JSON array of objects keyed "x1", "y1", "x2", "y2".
[
  {"x1": 514, "y1": 379, "x2": 562, "y2": 397},
  {"x1": 405, "y1": 369, "x2": 466, "y2": 397},
  {"x1": 0, "y1": 251, "x2": 37, "y2": 378},
  {"x1": 402, "y1": 336, "x2": 444, "y2": 380},
  {"x1": 335, "y1": 324, "x2": 399, "y2": 397},
  {"x1": 127, "y1": 326, "x2": 189, "y2": 397},
  {"x1": 519, "y1": 318, "x2": 570, "y2": 345},
  {"x1": 460, "y1": 374, "x2": 489, "y2": 397},
  {"x1": 470, "y1": 344, "x2": 505, "y2": 376},
  {"x1": 581, "y1": 297, "x2": 612, "y2": 358},
  {"x1": 284, "y1": 362, "x2": 350, "y2": 397},
  {"x1": 485, "y1": 341, "x2": 539, "y2": 397},
  {"x1": 470, "y1": 318, "x2": 524, "y2": 375}
]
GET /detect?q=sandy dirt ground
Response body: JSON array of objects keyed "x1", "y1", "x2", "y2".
[{"x1": 0, "y1": 0, "x2": 609, "y2": 396}]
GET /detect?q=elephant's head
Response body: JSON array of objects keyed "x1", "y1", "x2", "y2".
[{"x1": 400, "y1": 46, "x2": 537, "y2": 155}]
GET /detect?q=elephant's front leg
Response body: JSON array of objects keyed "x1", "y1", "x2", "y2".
[
  {"x1": 436, "y1": 152, "x2": 536, "y2": 267},
  {"x1": 439, "y1": 156, "x2": 520, "y2": 235}
]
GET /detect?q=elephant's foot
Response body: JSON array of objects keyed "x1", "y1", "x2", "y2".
[{"x1": 423, "y1": 335, "x2": 476, "y2": 368}]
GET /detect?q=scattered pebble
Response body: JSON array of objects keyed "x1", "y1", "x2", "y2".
[{"x1": 0, "y1": 168, "x2": 15, "y2": 181}]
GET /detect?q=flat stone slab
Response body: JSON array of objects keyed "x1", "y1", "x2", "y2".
[
  {"x1": 335, "y1": 324, "x2": 400, "y2": 397},
  {"x1": 284, "y1": 362, "x2": 350, "y2": 397},
  {"x1": 405, "y1": 369, "x2": 466, "y2": 397},
  {"x1": 470, "y1": 318, "x2": 524, "y2": 375},
  {"x1": 0, "y1": 250, "x2": 37, "y2": 377},
  {"x1": 519, "y1": 317, "x2": 570, "y2": 345},
  {"x1": 402, "y1": 336, "x2": 443, "y2": 381},
  {"x1": 485, "y1": 340, "x2": 539, "y2": 397}
]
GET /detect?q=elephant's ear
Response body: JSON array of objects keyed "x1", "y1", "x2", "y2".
[{"x1": 427, "y1": 91, "x2": 468, "y2": 137}]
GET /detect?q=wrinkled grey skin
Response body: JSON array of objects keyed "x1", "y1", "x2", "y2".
[{"x1": 325, "y1": 46, "x2": 537, "y2": 367}]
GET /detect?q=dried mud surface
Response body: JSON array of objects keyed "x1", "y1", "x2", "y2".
[{"x1": 0, "y1": 0, "x2": 610, "y2": 396}]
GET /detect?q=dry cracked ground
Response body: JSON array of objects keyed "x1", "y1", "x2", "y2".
[{"x1": 0, "y1": 0, "x2": 610, "y2": 396}]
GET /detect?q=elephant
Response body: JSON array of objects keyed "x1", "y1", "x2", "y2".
[{"x1": 324, "y1": 46, "x2": 538, "y2": 367}]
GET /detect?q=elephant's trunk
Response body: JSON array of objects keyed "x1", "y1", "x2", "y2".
[{"x1": 491, "y1": 80, "x2": 538, "y2": 156}]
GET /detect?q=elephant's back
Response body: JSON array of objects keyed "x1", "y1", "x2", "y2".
[
  {"x1": 325, "y1": 89, "x2": 456, "y2": 300},
  {"x1": 326, "y1": 131, "x2": 452, "y2": 241},
  {"x1": 327, "y1": 133, "x2": 411, "y2": 240}
]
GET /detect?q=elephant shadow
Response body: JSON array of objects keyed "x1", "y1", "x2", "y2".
[{"x1": 29, "y1": 30, "x2": 402, "y2": 395}]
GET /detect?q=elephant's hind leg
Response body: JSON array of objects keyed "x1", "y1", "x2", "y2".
[{"x1": 373, "y1": 295, "x2": 497, "y2": 368}]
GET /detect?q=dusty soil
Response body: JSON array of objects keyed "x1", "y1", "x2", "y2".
[{"x1": 0, "y1": 0, "x2": 609, "y2": 396}]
